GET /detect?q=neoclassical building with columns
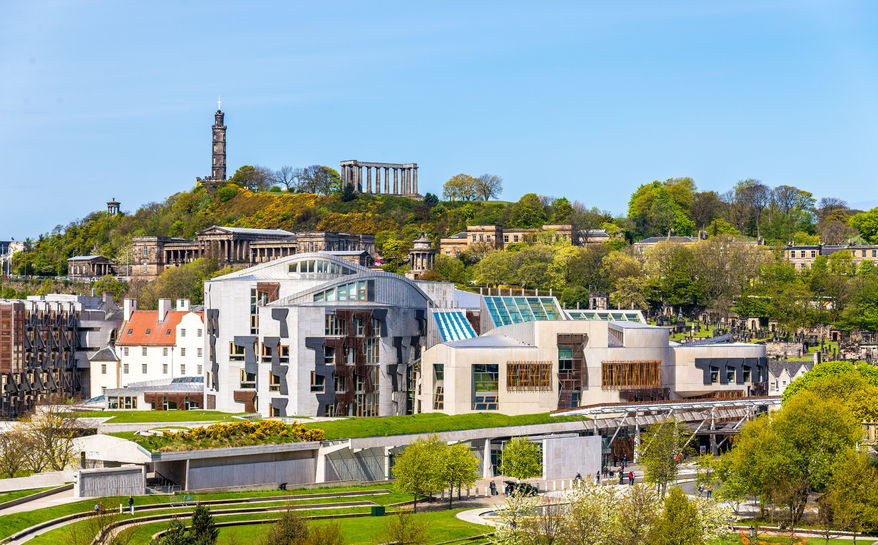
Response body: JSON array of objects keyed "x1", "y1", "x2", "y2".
[
  {"x1": 339, "y1": 160, "x2": 419, "y2": 196},
  {"x1": 128, "y1": 226, "x2": 375, "y2": 281}
]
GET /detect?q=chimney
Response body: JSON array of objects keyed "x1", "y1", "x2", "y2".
[
  {"x1": 103, "y1": 292, "x2": 113, "y2": 306},
  {"x1": 158, "y1": 299, "x2": 172, "y2": 322},
  {"x1": 176, "y1": 299, "x2": 190, "y2": 311},
  {"x1": 123, "y1": 299, "x2": 137, "y2": 322}
]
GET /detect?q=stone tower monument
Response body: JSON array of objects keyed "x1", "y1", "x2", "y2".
[
  {"x1": 406, "y1": 232, "x2": 436, "y2": 280},
  {"x1": 197, "y1": 99, "x2": 227, "y2": 188},
  {"x1": 211, "y1": 100, "x2": 227, "y2": 181}
]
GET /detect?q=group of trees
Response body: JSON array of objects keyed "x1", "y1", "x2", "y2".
[
  {"x1": 0, "y1": 408, "x2": 80, "y2": 478},
  {"x1": 695, "y1": 361, "x2": 878, "y2": 541},
  {"x1": 491, "y1": 480, "x2": 731, "y2": 545},
  {"x1": 153, "y1": 505, "x2": 218, "y2": 545},
  {"x1": 442, "y1": 174, "x2": 503, "y2": 201},
  {"x1": 392, "y1": 433, "x2": 480, "y2": 512},
  {"x1": 227, "y1": 165, "x2": 343, "y2": 195}
]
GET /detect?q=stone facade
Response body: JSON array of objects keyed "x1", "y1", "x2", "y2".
[
  {"x1": 406, "y1": 232, "x2": 436, "y2": 280},
  {"x1": 784, "y1": 243, "x2": 878, "y2": 271},
  {"x1": 196, "y1": 106, "x2": 227, "y2": 187},
  {"x1": 339, "y1": 160, "x2": 419, "y2": 196},
  {"x1": 127, "y1": 226, "x2": 375, "y2": 281},
  {"x1": 67, "y1": 256, "x2": 113, "y2": 279},
  {"x1": 439, "y1": 224, "x2": 604, "y2": 257}
]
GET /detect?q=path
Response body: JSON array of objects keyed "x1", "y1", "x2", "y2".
[{"x1": 0, "y1": 487, "x2": 78, "y2": 516}]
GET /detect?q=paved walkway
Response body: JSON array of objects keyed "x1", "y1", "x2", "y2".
[{"x1": 0, "y1": 487, "x2": 79, "y2": 516}]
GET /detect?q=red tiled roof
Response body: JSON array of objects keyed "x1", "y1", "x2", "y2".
[{"x1": 118, "y1": 310, "x2": 203, "y2": 346}]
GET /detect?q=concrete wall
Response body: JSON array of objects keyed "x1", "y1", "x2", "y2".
[
  {"x1": 542, "y1": 435, "x2": 601, "y2": 480},
  {"x1": 323, "y1": 446, "x2": 387, "y2": 482},
  {"x1": 75, "y1": 465, "x2": 145, "y2": 498},
  {"x1": 186, "y1": 449, "x2": 316, "y2": 490}
]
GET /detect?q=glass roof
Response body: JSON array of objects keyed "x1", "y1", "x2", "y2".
[
  {"x1": 484, "y1": 296, "x2": 565, "y2": 327},
  {"x1": 433, "y1": 310, "x2": 477, "y2": 342},
  {"x1": 565, "y1": 309, "x2": 646, "y2": 323}
]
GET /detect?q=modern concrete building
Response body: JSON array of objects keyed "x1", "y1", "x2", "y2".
[
  {"x1": 416, "y1": 298, "x2": 768, "y2": 416},
  {"x1": 91, "y1": 299, "x2": 204, "y2": 399},
  {"x1": 0, "y1": 294, "x2": 122, "y2": 416},
  {"x1": 203, "y1": 252, "x2": 457, "y2": 418}
]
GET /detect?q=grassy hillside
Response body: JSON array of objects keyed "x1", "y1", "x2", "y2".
[{"x1": 14, "y1": 184, "x2": 512, "y2": 277}]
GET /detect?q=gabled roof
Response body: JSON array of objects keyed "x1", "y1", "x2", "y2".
[
  {"x1": 89, "y1": 346, "x2": 120, "y2": 362},
  {"x1": 767, "y1": 360, "x2": 813, "y2": 378},
  {"x1": 198, "y1": 226, "x2": 295, "y2": 237},
  {"x1": 118, "y1": 310, "x2": 203, "y2": 346},
  {"x1": 67, "y1": 255, "x2": 108, "y2": 261}
]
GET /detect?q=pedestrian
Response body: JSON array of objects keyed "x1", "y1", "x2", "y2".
[
  {"x1": 595, "y1": 471, "x2": 600, "y2": 484},
  {"x1": 575, "y1": 472, "x2": 582, "y2": 482},
  {"x1": 128, "y1": 496, "x2": 134, "y2": 515},
  {"x1": 93, "y1": 503, "x2": 99, "y2": 514},
  {"x1": 489, "y1": 481, "x2": 498, "y2": 496},
  {"x1": 623, "y1": 454, "x2": 627, "y2": 466},
  {"x1": 628, "y1": 471, "x2": 634, "y2": 485},
  {"x1": 619, "y1": 472, "x2": 624, "y2": 485}
]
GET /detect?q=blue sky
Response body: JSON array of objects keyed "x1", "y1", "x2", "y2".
[{"x1": 2, "y1": 1, "x2": 878, "y2": 238}]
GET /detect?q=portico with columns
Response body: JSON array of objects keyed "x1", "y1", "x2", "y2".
[{"x1": 339, "y1": 160, "x2": 420, "y2": 197}]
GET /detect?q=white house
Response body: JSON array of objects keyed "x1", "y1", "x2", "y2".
[
  {"x1": 90, "y1": 299, "x2": 204, "y2": 398},
  {"x1": 767, "y1": 360, "x2": 812, "y2": 396}
]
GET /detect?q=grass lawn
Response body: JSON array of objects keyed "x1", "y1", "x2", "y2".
[
  {"x1": 307, "y1": 412, "x2": 588, "y2": 440},
  {"x1": 74, "y1": 410, "x2": 248, "y2": 423},
  {"x1": 0, "y1": 487, "x2": 55, "y2": 505},
  {"x1": 216, "y1": 508, "x2": 488, "y2": 545},
  {"x1": 0, "y1": 483, "x2": 392, "y2": 540}
]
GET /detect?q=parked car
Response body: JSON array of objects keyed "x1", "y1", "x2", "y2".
[{"x1": 504, "y1": 480, "x2": 538, "y2": 496}]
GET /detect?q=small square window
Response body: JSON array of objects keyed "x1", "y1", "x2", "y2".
[
  {"x1": 142, "y1": 347, "x2": 148, "y2": 356},
  {"x1": 163, "y1": 364, "x2": 168, "y2": 374},
  {"x1": 101, "y1": 364, "x2": 107, "y2": 375},
  {"x1": 181, "y1": 348, "x2": 186, "y2": 357},
  {"x1": 142, "y1": 364, "x2": 147, "y2": 374},
  {"x1": 181, "y1": 329, "x2": 186, "y2": 337},
  {"x1": 123, "y1": 363, "x2": 129, "y2": 374},
  {"x1": 181, "y1": 364, "x2": 186, "y2": 375},
  {"x1": 127, "y1": 329, "x2": 133, "y2": 335},
  {"x1": 145, "y1": 329, "x2": 151, "y2": 335},
  {"x1": 166, "y1": 329, "x2": 171, "y2": 335},
  {"x1": 197, "y1": 329, "x2": 202, "y2": 337},
  {"x1": 197, "y1": 364, "x2": 202, "y2": 375}
]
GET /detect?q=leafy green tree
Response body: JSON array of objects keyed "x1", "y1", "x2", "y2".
[
  {"x1": 382, "y1": 511, "x2": 428, "y2": 545},
  {"x1": 442, "y1": 442, "x2": 480, "y2": 507},
  {"x1": 189, "y1": 505, "x2": 217, "y2": 545},
  {"x1": 505, "y1": 193, "x2": 548, "y2": 228},
  {"x1": 153, "y1": 518, "x2": 190, "y2": 545},
  {"x1": 432, "y1": 254, "x2": 466, "y2": 284},
  {"x1": 258, "y1": 507, "x2": 308, "y2": 545},
  {"x1": 549, "y1": 197, "x2": 574, "y2": 223},
  {"x1": 340, "y1": 182, "x2": 357, "y2": 202},
  {"x1": 648, "y1": 487, "x2": 703, "y2": 545},
  {"x1": 473, "y1": 250, "x2": 513, "y2": 287},
  {"x1": 500, "y1": 437, "x2": 542, "y2": 481},
  {"x1": 636, "y1": 418, "x2": 691, "y2": 497},
  {"x1": 611, "y1": 277, "x2": 648, "y2": 310},
  {"x1": 92, "y1": 275, "x2": 127, "y2": 302},
  {"x1": 299, "y1": 165, "x2": 341, "y2": 195},
  {"x1": 824, "y1": 450, "x2": 878, "y2": 544},
  {"x1": 849, "y1": 207, "x2": 878, "y2": 243},
  {"x1": 392, "y1": 433, "x2": 446, "y2": 512},
  {"x1": 443, "y1": 174, "x2": 478, "y2": 201}
]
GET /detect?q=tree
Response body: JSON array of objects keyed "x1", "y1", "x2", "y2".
[
  {"x1": 613, "y1": 484, "x2": 659, "y2": 545},
  {"x1": 257, "y1": 508, "x2": 308, "y2": 545},
  {"x1": 432, "y1": 254, "x2": 466, "y2": 284},
  {"x1": 636, "y1": 418, "x2": 691, "y2": 497},
  {"x1": 274, "y1": 166, "x2": 301, "y2": 191},
  {"x1": 648, "y1": 487, "x2": 703, "y2": 545},
  {"x1": 475, "y1": 174, "x2": 503, "y2": 201},
  {"x1": 299, "y1": 165, "x2": 342, "y2": 195},
  {"x1": 849, "y1": 207, "x2": 878, "y2": 243},
  {"x1": 423, "y1": 192, "x2": 439, "y2": 206},
  {"x1": 0, "y1": 427, "x2": 30, "y2": 478},
  {"x1": 505, "y1": 194, "x2": 548, "y2": 229},
  {"x1": 442, "y1": 442, "x2": 480, "y2": 507},
  {"x1": 188, "y1": 505, "x2": 217, "y2": 545},
  {"x1": 442, "y1": 174, "x2": 478, "y2": 201},
  {"x1": 472, "y1": 250, "x2": 513, "y2": 287},
  {"x1": 153, "y1": 517, "x2": 191, "y2": 545},
  {"x1": 22, "y1": 408, "x2": 79, "y2": 472},
  {"x1": 340, "y1": 182, "x2": 357, "y2": 202},
  {"x1": 610, "y1": 277, "x2": 648, "y2": 310},
  {"x1": 823, "y1": 450, "x2": 878, "y2": 544},
  {"x1": 228, "y1": 165, "x2": 274, "y2": 192},
  {"x1": 500, "y1": 437, "x2": 542, "y2": 481},
  {"x1": 382, "y1": 510, "x2": 428, "y2": 545},
  {"x1": 392, "y1": 433, "x2": 446, "y2": 513}
]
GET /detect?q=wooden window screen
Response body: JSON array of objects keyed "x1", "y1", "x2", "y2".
[
  {"x1": 507, "y1": 361, "x2": 552, "y2": 391},
  {"x1": 601, "y1": 360, "x2": 661, "y2": 389}
]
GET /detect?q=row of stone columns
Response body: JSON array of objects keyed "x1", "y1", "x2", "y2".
[
  {"x1": 341, "y1": 164, "x2": 418, "y2": 195},
  {"x1": 410, "y1": 251, "x2": 434, "y2": 271}
]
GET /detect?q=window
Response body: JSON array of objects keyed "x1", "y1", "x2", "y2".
[
  {"x1": 433, "y1": 364, "x2": 445, "y2": 410},
  {"x1": 197, "y1": 328, "x2": 202, "y2": 337},
  {"x1": 163, "y1": 347, "x2": 168, "y2": 356},
  {"x1": 229, "y1": 342, "x2": 246, "y2": 361},
  {"x1": 240, "y1": 369, "x2": 256, "y2": 388},
  {"x1": 181, "y1": 364, "x2": 186, "y2": 375},
  {"x1": 142, "y1": 347, "x2": 148, "y2": 356},
  {"x1": 365, "y1": 338, "x2": 379, "y2": 364},
  {"x1": 742, "y1": 367, "x2": 752, "y2": 382},
  {"x1": 513, "y1": 235, "x2": 519, "y2": 243},
  {"x1": 726, "y1": 367, "x2": 736, "y2": 383},
  {"x1": 479, "y1": 234, "x2": 484, "y2": 242},
  {"x1": 334, "y1": 373, "x2": 346, "y2": 393},
  {"x1": 504, "y1": 235, "x2": 509, "y2": 243},
  {"x1": 313, "y1": 280, "x2": 372, "y2": 302},
  {"x1": 121, "y1": 363, "x2": 128, "y2": 374},
  {"x1": 197, "y1": 364, "x2": 202, "y2": 375},
  {"x1": 145, "y1": 329, "x2": 151, "y2": 335},
  {"x1": 166, "y1": 329, "x2": 171, "y2": 335},
  {"x1": 181, "y1": 348, "x2": 186, "y2": 357},
  {"x1": 123, "y1": 347, "x2": 129, "y2": 356},
  {"x1": 507, "y1": 362, "x2": 551, "y2": 391},
  {"x1": 325, "y1": 314, "x2": 344, "y2": 336},
  {"x1": 471, "y1": 235, "x2": 477, "y2": 242},
  {"x1": 250, "y1": 288, "x2": 269, "y2": 334},
  {"x1": 279, "y1": 345, "x2": 289, "y2": 363},
  {"x1": 472, "y1": 364, "x2": 499, "y2": 410},
  {"x1": 352, "y1": 393, "x2": 379, "y2": 417},
  {"x1": 270, "y1": 373, "x2": 281, "y2": 392},
  {"x1": 142, "y1": 364, "x2": 147, "y2": 374},
  {"x1": 310, "y1": 371, "x2": 325, "y2": 392},
  {"x1": 181, "y1": 329, "x2": 186, "y2": 337},
  {"x1": 601, "y1": 360, "x2": 662, "y2": 389},
  {"x1": 371, "y1": 318, "x2": 381, "y2": 337},
  {"x1": 710, "y1": 366, "x2": 719, "y2": 383},
  {"x1": 558, "y1": 347, "x2": 574, "y2": 373},
  {"x1": 324, "y1": 346, "x2": 336, "y2": 365},
  {"x1": 811, "y1": 251, "x2": 816, "y2": 258},
  {"x1": 354, "y1": 317, "x2": 365, "y2": 336},
  {"x1": 800, "y1": 250, "x2": 806, "y2": 258},
  {"x1": 101, "y1": 364, "x2": 107, "y2": 375},
  {"x1": 197, "y1": 348, "x2": 203, "y2": 358},
  {"x1": 163, "y1": 363, "x2": 168, "y2": 374}
]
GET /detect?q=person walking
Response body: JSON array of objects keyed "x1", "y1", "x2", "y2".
[
  {"x1": 628, "y1": 471, "x2": 634, "y2": 485},
  {"x1": 128, "y1": 496, "x2": 134, "y2": 515},
  {"x1": 595, "y1": 471, "x2": 600, "y2": 484},
  {"x1": 619, "y1": 472, "x2": 625, "y2": 485}
]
